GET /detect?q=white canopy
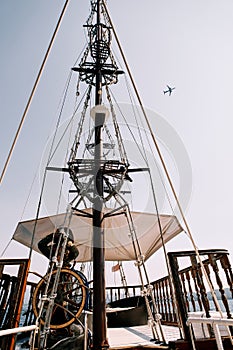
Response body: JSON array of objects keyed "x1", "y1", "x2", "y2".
[{"x1": 13, "y1": 208, "x2": 183, "y2": 262}]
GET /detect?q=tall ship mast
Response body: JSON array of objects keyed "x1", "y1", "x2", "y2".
[{"x1": 72, "y1": 1, "x2": 122, "y2": 347}]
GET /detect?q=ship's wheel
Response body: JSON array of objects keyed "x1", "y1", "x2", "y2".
[{"x1": 32, "y1": 268, "x2": 87, "y2": 329}]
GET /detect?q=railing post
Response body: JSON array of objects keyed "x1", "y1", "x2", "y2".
[
  {"x1": 168, "y1": 252, "x2": 192, "y2": 341},
  {"x1": 190, "y1": 255, "x2": 211, "y2": 318},
  {"x1": 209, "y1": 253, "x2": 232, "y2": 319},
  {"x1": 0, "y1": 259, "x2": 30, "y2": 350},
  {"x1": 220, "y1": 254, "x2": 233, "y2": 298}
]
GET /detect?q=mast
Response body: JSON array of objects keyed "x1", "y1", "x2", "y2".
[
  {"x1": 92, "y1": 0, "x2": 108, "y2": 348},
  {"x1": 70, "y1": 1, "x2": 124, "y2": 347}
]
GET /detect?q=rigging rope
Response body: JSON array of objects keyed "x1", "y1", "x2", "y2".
[
  {"x1": 69, "y1": 85, "x2": 93, "y2": 162},
  {"x1": 105, "y1": 85, "x2": 128, "y2": 164},
  {"x1": 38, "y1": 208, "x2": 74, "y2": 349},
  {"x1": 0, "y1": 0, "x2": 70, "y2": 185},
  {"x1": 28, "y1": 70, "x2": 78, "y2": 259},
  {"x1": 111, "y1": 188, "x2": 166, "y2": 343},
  {"x1": 107, "y1": 89, "x2": 148, "y2": 165},
  {"x1": 122, "y1": 81, "x2": 184, "y2": 331},
  {"x1": 124, "y1": 74, "x2": 177, "y2": 216}
]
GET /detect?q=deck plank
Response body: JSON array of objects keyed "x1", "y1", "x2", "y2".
[{"x1": 107, "y1": 324, "x2": 180, "y2": 349}]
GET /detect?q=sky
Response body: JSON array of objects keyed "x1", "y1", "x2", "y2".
[{"x1": 1, "y1": 0, "x2": 233, "y2": 286}]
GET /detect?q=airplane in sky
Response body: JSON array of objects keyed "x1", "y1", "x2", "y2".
[{"x1": 163, "y1": 85, "x2": 175, "y2": 96}]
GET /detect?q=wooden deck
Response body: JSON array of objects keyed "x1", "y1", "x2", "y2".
[
  {"x1": 107, "y1": 324, "x2": 180, "y2": 349},
  {"x1": 14, "y1": 325, "x2": 180, "y2": 350}
]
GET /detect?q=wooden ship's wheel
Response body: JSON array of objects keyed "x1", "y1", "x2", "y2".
[{"x1": 32, "y1": 268, "x2": 87, "y2": 329}]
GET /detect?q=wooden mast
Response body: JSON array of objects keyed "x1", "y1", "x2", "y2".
[
  {"x1": 71, "y1": 0, "x2": 122, "y2": 346},
  {"x1": 92, "y1": 1, "x2": 109, "y2": 349}
]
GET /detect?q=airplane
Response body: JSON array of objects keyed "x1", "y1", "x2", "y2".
[{"x1": 163, "y1": 85, "x2": 175, "y2": 96}]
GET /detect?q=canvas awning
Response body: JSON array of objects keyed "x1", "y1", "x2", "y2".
[{"x1": 13, "y1": 208, "x2": 183, "y2": 262}]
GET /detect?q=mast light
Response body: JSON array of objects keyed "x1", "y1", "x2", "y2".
[{"x1": 91, "y1": 105, "x2": 110, "y2": 126}]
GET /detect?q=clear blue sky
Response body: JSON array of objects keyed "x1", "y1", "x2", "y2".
[{"x1": 1, "y1": 0, "x2": 233, "y2": 285}]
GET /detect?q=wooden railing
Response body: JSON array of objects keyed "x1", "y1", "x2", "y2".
[
  {"x1": 167, "y1": 249, "x2": 233, "y2": 340},
  {"x1": 105, "y1": 249, "x2": 233, "y2": 337},
  {"x1": 0, "y1": 259, "x2": 31, "y2": 350},
  {"x1": 106, "y1": 284, "x2": 141, "y2": 303}
]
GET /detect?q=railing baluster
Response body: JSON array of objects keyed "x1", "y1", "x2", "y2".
[
  {"x1": 0, "y1": 275, "x2": 11, "y2": 326},
  {"x1": 159, "y1": 281, "x2": 164, "y2": 318},
  {"x1": 164, "y1": 279, "x2": 171, "y2": 322},
  {"x1": 181, "y1": 272, "x2": 189, "y2": 312},
  {"x1": 185, "y1": 270, "x2": 195, "y2": 312},
  {"x1": 220, "y1": 254, "x2": 233, "y2": 299},
  {"x1": 191, "y1": 255, "x2": 211, "y2": 318},
  {"x1": 190, "y1": 260, "x2": 203, "y2": 312},
  {"x1": 161, "y1": 279, "x2": 167, "y2": 320},
  {"x1": 209, "y1": 253, "x2": 232, "y2": 319}
]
